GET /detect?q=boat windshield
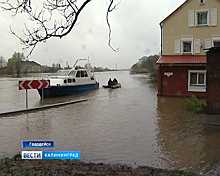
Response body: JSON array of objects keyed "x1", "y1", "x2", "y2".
[
  {"x1": 54, "y1": 70, "x2": 62, "y2": 76},
  {"x1": 59, "y1": 70, "x2": 70, "y2": 76},
  {"x1": 54, "y1": 70, "x2": 70, "y2": 76}
]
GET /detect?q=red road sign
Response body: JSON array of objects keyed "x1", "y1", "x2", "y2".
[{"x1": 19, "y1": 80, "x2": 50, "y2": 90}]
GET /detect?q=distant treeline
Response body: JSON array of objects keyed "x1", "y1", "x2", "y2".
[
  {"x1": 0, "y1": 52, "x2": 61, "y2": 75},
  {"x1": 0, "y1": 51, "x2": 119, "y2": 76},
  {"x1": 93, "y1": 67, "x2": 116, "y2": 72},
  {"x1": 130, "y1": 54, "x2": 160, "y2": 83},
  {"x1": 0, "y1": 52, "x2": 24, "y2": 75}
]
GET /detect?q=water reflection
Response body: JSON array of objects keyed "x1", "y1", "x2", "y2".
[
  {"x1": 20, "y1": 111, "x2": 52, "y2": 136},
  {"x1": 1, "y1": 72, "x2": 220, "y2": 174},
  {"x1": 157, "y1": 96, "x2": 220, "y2": 174}
]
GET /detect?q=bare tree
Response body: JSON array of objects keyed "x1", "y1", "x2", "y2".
[
  {"x1": 7, "y1": 52, "x2": 25, "y2": 75},
  {"x1": 0, "y1": 56, "x2": 6, "y2": 68},
  {"x1": 0, "y1": 0, "x2": 120, "y2": 57}
]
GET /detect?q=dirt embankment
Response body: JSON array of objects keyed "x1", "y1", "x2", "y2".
[{"x1": 0, "y1": 154, "x2": 199, "y2": 176}]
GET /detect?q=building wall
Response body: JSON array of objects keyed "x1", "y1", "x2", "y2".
[
  {"x1": 27, "y1": 64, "x2": 41, "y2": 72},
  {"x1": 206, "y1": 47, "x2": 220, "y2": 114},
  {"x1": 158, "y1": 65, "x2": 206, "y2": 97},
  {"x1": 22, "y1": 61, "x2": 42, "y2": 73},
  {"x1": 162, "y1": 0, "x2": 220, "y2": 55}
]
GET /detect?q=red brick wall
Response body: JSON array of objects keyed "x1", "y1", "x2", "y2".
[
  {"x1": 158, "y1": 65, "x2": 206, "y2": 97},
  {"x1": 206, "y1": 48, "x2": 220, "y2": 114}
]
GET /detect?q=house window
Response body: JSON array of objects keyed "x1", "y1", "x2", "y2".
[
  {"x1": 188, "y1": 70, "x2": 206, "y2": 92},
  {"x1": 183, "y1": 41, "x2": 192, "y2": 53},
  {"x1": 196, "y1": 10, "x2": 209, "y2": 26},
  {"x1": 212, "y1": 35, "x2": 220, "y2": 47},
  {"x1": 214, "y1": 41, "x2": 220, "y2": 47},
  {"x1": 189, "y1": 8, "x2": 216, "y2": 27},
  {"x1": 181, "y1": 36, "x2": 193, "y2": 54},
  {"x1": 190, "y1": 73, "x2": 205, "y2": 85},
  {"x1": 198, "y1": 12, "x2": 208, "y2": 25}
]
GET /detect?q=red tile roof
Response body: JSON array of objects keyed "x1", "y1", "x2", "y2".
[{"x1": 156, "y1": 55, "x2": 207, "y2": 64}]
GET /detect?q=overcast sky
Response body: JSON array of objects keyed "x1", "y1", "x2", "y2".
[{"x1": 0, "y1": 0, "x2": 186, "y2": 69}]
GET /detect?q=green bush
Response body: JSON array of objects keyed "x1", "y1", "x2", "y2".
[{"x1": 184, "y1": 95, "x2": 206, "y2": 114}]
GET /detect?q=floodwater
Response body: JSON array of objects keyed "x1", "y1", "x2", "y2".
[{"x1": 0, "y1": 71, "x2": 220, "y2": 175}]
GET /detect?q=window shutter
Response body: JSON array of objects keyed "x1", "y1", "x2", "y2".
[
  {"x1": 211, "y1": 8, "x2": 217, "y2": 26},
  {"x1": 205, "y1": 39, "x2": 211, "y2": 49},
  {"x1": 194, "y1": 39, "x2": 201, "y2": 54},
  {"x1": 188, "y1": 10, "x2": 194, "y2": 27},
  {"x1": 175, "y1": 40, "x2": 180, "y2": 54}
]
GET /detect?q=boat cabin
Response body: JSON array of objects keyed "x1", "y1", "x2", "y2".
[{"x1": 50, "y1": 68, "x2": 95, "y2": 86}]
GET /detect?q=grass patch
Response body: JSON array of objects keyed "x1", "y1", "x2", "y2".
[
  {"x1": 1, "y1": 166, "x2": 45, "y2": 176},
  {"x1": 184, "y1": 95, "x2": 206, "y2": 114},
  {"x1": 14, "y1": 167, "x2": 44, "y2": 176},
  {"x1": 166, "y1": 169, "x2": 199, "y2": 176},
  {"x1": 0, "y1": 154, "x2": 44, "y2": 176}
]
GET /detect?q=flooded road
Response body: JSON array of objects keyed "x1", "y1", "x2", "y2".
[{"x1": 0, "y1": 71, "x2": 220, "y2": 175}]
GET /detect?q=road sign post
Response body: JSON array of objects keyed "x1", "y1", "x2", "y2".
[
  {"x1": 19, "y1": 80, "x2": 50, "y2": 109},
  {"x1": 26, "y1": 89, "x2": 28, "y2": 109},
  {"x1": 42, "y1": 88, "x2": 44, "y2": 106}
]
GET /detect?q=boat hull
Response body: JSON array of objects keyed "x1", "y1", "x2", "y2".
[
  {"x1": 103, "y1": 83, "x2": 121, "y2": 89},
  {"x1": 37, "y1": 83, "x2": 99, "y2": 98}
]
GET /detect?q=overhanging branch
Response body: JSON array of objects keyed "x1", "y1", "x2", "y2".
[
  {"x1": 0, "y1": 0, "x2": 120, "y2": 56},
  {"x1": 106, "y1": 0, "x2": 120, "y2": 52}
]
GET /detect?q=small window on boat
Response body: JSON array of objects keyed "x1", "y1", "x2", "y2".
[
  {"x1": 68, "y1": 79, "x2": 72, "y2": 83},
  {"x1": 76, "y1": 71, "x2": 80, "y2": 77},
  {"x1": 72, "y1": 78, "x2": 75, "y2": 82},
  {"x1": 84, "y1": 71, "x2": 88, "y2": 77},
  {"x1": 81, "y1": 71, "x2": 85, "y2": 77},
  {"x1": 64, "y1": 79, "x2": 67, "y2": 83}
]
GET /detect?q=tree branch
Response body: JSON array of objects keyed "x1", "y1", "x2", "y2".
[
  {"x1": 0, "y1": 0, "x2": 119, "y2": 56},
  {"x1": 106, "y1": 0, "x2": 120, "y2": 52}
]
